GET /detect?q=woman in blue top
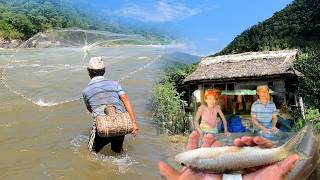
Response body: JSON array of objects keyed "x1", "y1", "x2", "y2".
[{"x1": 83, "y1": 57, "x2": 139, "y2": 154}]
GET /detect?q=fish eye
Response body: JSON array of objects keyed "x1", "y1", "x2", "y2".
[{"x1": 180, "y1": 162, "x2": 185, "y2": 166}]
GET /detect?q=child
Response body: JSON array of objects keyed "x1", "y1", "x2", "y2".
[{"x1": 194, "y1": 89, "x2": 230, "y2": 136}]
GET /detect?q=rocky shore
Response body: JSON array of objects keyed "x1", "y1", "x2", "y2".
[{"x1": 0, "y1": 38, "x2": 23, "y2": 48}]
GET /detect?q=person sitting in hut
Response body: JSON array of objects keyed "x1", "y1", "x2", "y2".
[
  {"x1": 251, "y1": 85, "x2": 278, "y2": 134},
  {"x1": 82, "y1": 57, "x2": 139, "y2": 154},
  {"x1": 194, "y1": 89, "x2": 230, "y2": 136}
]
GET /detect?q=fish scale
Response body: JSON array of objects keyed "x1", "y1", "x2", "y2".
[
  {"x1": 188, "y1": 147, "x2": 282, "y2": 172},
  {"x1": 175, "y1": 125, "x2": 309, "y2": 173}
]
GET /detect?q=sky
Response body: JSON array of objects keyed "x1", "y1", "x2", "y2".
[{"x1": 81, "y1": 0, "x2": 294, "y2": 56}]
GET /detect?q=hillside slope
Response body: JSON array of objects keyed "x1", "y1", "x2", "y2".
[
  {"x1": 216, "y1": 0, "x2": 320, "y2": 55},
  {"x1": 0, "y1": 0, "x2": 169, "y2": 44}
]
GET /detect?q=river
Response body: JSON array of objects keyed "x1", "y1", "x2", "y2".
[{"x1": 0, "y1": 46, "x2": 198, "y2": 179}]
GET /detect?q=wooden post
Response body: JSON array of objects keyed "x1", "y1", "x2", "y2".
[
  {"x1": 186, "y1": 84, "x2": 191, "y2": 106},
  {"x1": 299, "y1": 97, "x2": 306, "y2": 120},
  {"x1": 199, "y1": 84, "x2": 204, "y2": 105}
]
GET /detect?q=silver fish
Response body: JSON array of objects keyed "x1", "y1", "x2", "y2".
[{"x1": 175, "y1": 125, "x2": 310, "y2": 173}]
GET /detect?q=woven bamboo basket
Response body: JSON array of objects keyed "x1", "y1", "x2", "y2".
[{"x1": 96, "y1": 106, "x2": 133, "y2": 137}]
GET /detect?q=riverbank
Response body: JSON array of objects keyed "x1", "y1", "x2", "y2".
[{"x1": 0, "y1": 38, "x2": 22, "y2": 48}]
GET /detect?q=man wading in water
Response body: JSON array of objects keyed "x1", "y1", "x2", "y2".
[{"x1": 83, "y1": 57, "x2": 139, "y2": 153}]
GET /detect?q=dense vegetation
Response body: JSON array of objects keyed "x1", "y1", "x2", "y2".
[
  {"x1": 151, "y1": 64, "x2": 197, "y2": 134},
  {"x1": 293, "y1": 108, "x2": 320, "y2": 132},
  {"x1": 294, "y1": 46, "x2": 320, "y2": 109},
  {"x1": 0, "y1": 0, "x2": 169, "y2": 43},
  {"x1": 216, "y1": 0, "x2": 320, "y2": 55},
  {"x1": 0, "y1": 0, "x2": 90, "y2": 40}
]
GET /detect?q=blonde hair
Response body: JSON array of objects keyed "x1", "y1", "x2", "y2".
[
  {"x1": 256, "y1": 85, "x2": 269, "y2": 92},
  {"x1": 256, "y1": 85, "x2": 271, "y2": 100}
]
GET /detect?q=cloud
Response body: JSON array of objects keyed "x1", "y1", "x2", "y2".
[{"x1": 108, "y1": 0, "x2": 215, "y2": 22}]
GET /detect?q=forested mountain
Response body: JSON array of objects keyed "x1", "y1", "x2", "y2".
[
  {"x1": 214, "y1": 0, "x2": 320, "y2": 108},
  {"x1": 216, "y1": 0, "x2": 320, "y2": 55},
  {"x1": 0, "y1": 0, "x2": 168, "y2": 42}
]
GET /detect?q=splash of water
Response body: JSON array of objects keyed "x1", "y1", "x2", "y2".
[
  {"x1": 35, "y1": 99, "x2": 58, "y2": 107},
  {"x1": 70, "y1": 134, "x2": 138, "y2": 173},
  {"x1": 93, "y1": 152, "x2": 138, "y2": 174},
  {"x1": 70, "y1": 134, "x2": 89, "y2": 152}
]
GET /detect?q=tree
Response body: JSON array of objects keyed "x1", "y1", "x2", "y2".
[{"x1": 295, "y1": 47, "x2": 320, "y2": 108}]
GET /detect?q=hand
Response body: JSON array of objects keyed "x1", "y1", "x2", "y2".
[
  {"x1": 235, "y1": 136, "x2": 299, "y2": 180},
  {"x1": 261, "y1": 127, "x2": 271, "y2": 134},
  {"x1": 159, "y1": 131, "x2": 299, "y2": 180},
  {"x1": 224, "y1": 131, "x2": 231, "y2": 136},
  {"x1": 131, "y1": 123, "x2": 139, "y2": 137},
  {"x1": 159, "y1": 131, "x2": 223, "y2": 180},
  {"x1": 271, "y1": 126, "x2": 279, "y2": 133}
]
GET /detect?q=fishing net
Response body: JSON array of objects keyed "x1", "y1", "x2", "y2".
[{"x1": 0, "y1": 29, "x2": 166, "y2": 107}]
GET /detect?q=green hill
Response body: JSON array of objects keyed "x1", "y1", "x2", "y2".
[
  {"x1": 0, "y1": 0, "x2": 169, "y2": 43},
  {"x1": 214, "y1": 0, "x2": 320, "y2": 108},
  {"x1": 0, "y1": 0, "x2": 90, "y2": 40},
  {"x1": 216, "y1": 0, "x2": 320, "y2": 55}
]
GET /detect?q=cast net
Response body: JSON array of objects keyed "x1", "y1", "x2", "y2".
[{"x1": 0, "y1": 29, "x2": 166, "y2": 107}]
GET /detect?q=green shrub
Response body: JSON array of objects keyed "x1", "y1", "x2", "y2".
[
  {"x1": 150, "y1": 63, "x2": 197, "y2": 135},
  {"x1": 160, "y1": 63, "x2": 197, "y2": 87},
  {"x1": 295, "y1": 47, "x2": 320, "y2": 109},
  {"x1": 151, "y1": 82, "x2": 192, "y2": 134},
  {"x1": 293, "y1": 108, "x2": 320, "y2": 132}
]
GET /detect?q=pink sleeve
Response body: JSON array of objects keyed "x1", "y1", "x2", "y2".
[{"x1": 198, "y1": 105, "x2": 205, "y2": 113}]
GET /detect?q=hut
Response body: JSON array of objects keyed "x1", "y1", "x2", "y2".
[{"x1": 184, "y1": 49, "x2": 301, "y2": 121}]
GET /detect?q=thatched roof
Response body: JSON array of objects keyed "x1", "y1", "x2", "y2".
[{"x1": 185, "y1": 49, "x2": 300, "y2": 83}]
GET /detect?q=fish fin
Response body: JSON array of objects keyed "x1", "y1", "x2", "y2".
[
  {"x1": 282, "y1": 125, "x2": 313, "y2": 159},
  {"x1": 295, "y1": 151, "x2": 312, "y2": 160},
  {"x1": 282, "y1": 125, "x2": 308, "y2": 149}
]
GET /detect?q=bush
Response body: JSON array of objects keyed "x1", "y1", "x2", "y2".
[
  {"x1": 150, "y1": 63, "x2": 197, "y2": 135},
  {"x1": 159, "y1": 63, "x2": 197, "y2": 87},
  {"x1": 151, "y1": 82, "x2": 192, "y2": 134},
  {"x1": 293, "y1": 108, "x2": 320, "y2": 132},
  {"x1": 295, "y1": 47, "x2": 320, "y2": 108}
]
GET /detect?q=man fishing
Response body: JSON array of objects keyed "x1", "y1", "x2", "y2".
[
  {"x1": 251, "y1": 85, "x2": 278, "y2": 134},
  {"x1": 83, "y1": 56, "x2": 139, "y2": 154}
]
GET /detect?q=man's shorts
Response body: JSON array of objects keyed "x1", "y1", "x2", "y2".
[
  {"x1": 92, "y1": 132, "x2": 125, "y2": 153},
  {"x1": 88, "y1": 118, "x2": 125, "y2": 153}
]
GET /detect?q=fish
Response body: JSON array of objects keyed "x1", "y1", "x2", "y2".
[{"x1": 175, "y1": 125, "x2": 312, "y2": 173}]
